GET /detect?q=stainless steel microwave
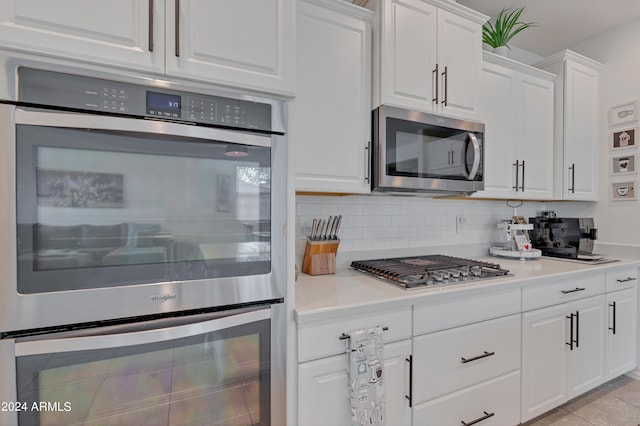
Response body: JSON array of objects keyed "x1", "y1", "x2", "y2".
[{"x1": 372, "y1": 105, "x2": 485, "y2": 195}]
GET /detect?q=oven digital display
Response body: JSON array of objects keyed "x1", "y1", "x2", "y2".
[{"x1": 146, "y1": 91, "x2": 182, "y2": 117}]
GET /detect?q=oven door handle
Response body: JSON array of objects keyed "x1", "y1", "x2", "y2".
[
  {"x1": 14, "y1": 107, "x2": 272, "y2": 148},
  {"x1": 465, "y1": 132, "x2": 481, "y2": 180},
  {"x1": 14, "y1": 307, "x2": 270, "y2": 356}
]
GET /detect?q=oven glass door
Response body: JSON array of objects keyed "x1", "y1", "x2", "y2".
[
  {"x1": 13, "y1": 308, "x2": 271, "y2": 426},
  {"x1": 385, "y1": 117, "x2": 483, "y2": 181},
  {"x1": 16, "y1": 109, "x2": 272, "y2": 294}
]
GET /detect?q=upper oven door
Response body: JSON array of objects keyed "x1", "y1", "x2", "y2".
[
  {"x1": 373, "y1": 106, "x2": 485, "y2": 193},
  {"x1": 0, "y1": 105, "x2": 285, "y2": 332}
]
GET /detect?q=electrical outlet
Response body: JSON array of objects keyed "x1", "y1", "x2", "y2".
[{"x1": 456, "y1": 215, "x2": 467, "y2": 233}]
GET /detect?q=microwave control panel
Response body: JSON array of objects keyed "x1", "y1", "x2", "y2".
[{"x1": 17, "y1": 68, "x2": 272, "y2": 132}]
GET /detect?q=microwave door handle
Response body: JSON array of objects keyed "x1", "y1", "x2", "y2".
[{"x1": 466, "y1": 133, "x2": 481, "y2": 180}]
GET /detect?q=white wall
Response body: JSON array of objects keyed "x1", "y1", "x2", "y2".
[{"x1": 569, "y1": 19, "x2": 640, "y2": 256}]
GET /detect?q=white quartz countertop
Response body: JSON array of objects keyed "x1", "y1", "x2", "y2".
[{"x1": 295, "y1": 256, "x2": 640, "y2": 324}]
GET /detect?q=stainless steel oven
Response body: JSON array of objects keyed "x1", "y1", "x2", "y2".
[
  {"x1": 372, "y1": 105, "x2": 485, "y2": 195},
  {"x1": 0, "y1": 52, "x2": 287, "y2": 425},
  {"x1": 1, "y1": 305, "x2": 285, "y2": 426}
]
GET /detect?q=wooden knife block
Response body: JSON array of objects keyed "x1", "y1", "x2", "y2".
[{"x1": 301, "y1": 239, "x2": 339, "y2": 275}]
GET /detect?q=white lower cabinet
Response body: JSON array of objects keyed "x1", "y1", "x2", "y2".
[
  {"x1": 412, "y1": 314, "x2": 521, "y2": 426},
  {"x1": 521, "y1": 294, "x2": 606, "y2": 422},
  {"x1": 605, "y1": 271, "x2": 639, "y2": 384},
  {"x1": 412, "y1": 371, "x2": 521, "y2": 426},
  {"x1": 298, "y1": 339, "x2": 411, "y2": 426}
]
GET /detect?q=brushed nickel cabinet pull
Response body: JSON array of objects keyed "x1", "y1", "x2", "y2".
[
  {"x1": 364, "y1": 141, "x2": 371, "y2": 183},
  {"x1": 461, "y1": 411, "x2": 495, "y2": 426},
  {"x1": 520, "y1": 160, "x2": 525, "y2": 191},
  {"x1": 513, "y1": 161, "x2": 520, "y2": 191},
  {"x1": 432, "y1": 64, "x2": 439, "y2": 104},
  {"x1": 569, "y1": 163, "x2": 576, "y2": 193},
  {"x1": 175, "y1": 0, "x2": 181, "y2": 57},
  {"x1": 609, "y1": 301, "x2": 617, "y2": 334},
  {"x1": 442, "y1": 65, "x2": 448, "y2": 106},
  {"x1": 148, "y1": 0, "x2": 154, "y2": 52}
]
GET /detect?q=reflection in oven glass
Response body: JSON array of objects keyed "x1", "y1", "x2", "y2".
[{"x1": 17, "y1": 334, "x2": 263, "y2": 425}]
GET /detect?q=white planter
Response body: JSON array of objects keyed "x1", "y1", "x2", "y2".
[{"x1": 493, "y1": 45, "x2": 508, "y2": 57}]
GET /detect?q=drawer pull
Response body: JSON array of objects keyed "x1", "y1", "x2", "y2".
[
  {"x1": 561, "y1": 287, "x2": 586, "y2": 294},
  {"x1": 338, "y1": 326, "x2": 388, "y2": 341},
  {"x1": 617, "y1": 277, "x2": 637, "y2": 283},
  {"x1": 461, "y1": 411, "x2": 495, "y2": 426},
  {"x1": 460, "y1": 351, "x2": 495, "y2": 364}
]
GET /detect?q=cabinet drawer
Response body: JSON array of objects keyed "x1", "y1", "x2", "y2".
[
  {"x1": 606, "y1": 267, "x2": 638, "y2": 292},
  {"x1": 413, "y1": 286, "x2": 520, "y2": 335},
  {"x1": 413, "y1": 314, "x2": 520, "y2": 403},
  {"x1": 298, "y1": 307, "x2": 411, "y2": 362},
  {"x1": 413, "y1": 371, "x2": 520, "y2": 426},
  {"x1": 522, "y1": 273, "x2": 605, "y2": 312}
]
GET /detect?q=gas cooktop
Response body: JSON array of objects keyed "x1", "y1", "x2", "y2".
[{"x1": 350, "y1": 255, "x2": 511, "y2": 290}]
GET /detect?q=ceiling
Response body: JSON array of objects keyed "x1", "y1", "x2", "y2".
[{"x1": 456, "y1": 0, "x2": 640, "y2": 57}]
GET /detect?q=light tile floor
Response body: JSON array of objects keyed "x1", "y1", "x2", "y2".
[{"x1": 523, "y1": 375, "x2": 640, "y2": 426}]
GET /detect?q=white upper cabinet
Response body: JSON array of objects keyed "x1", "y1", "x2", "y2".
[
  {"x1": 536, "y1": 50, "x2": 604, "y2": 201},
  {"x1": 294, "y1": 0, "x2": 373, "y2": 193},
  {"x1": 166, "y1": 0, "x2": 295, "y2": 95},
  {"x1": 0, "y1": 0, "x2": 164, "y2": 72},
  {"x1": 0, "y1": 0, "x2": 295, "y2": 95},
  {"x1": 474, "y1": 53, "x2": 554, "y2": 199},
  {"x1": 373, "y1": 0, "x2": 486, "y2": 119}
]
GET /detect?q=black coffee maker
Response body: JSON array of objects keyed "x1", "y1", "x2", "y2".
[{"x1": 529, "y1": 211, "x2": 598, "y2": 258}]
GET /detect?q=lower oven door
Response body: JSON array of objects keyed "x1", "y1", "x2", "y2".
[{"x1": 0, "y1": 306, "x2": 283, "y2": 426}]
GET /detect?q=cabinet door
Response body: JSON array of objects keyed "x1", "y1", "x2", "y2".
[
  {"x1": 0, "y1": 0, "x2": 164, "y2": 72},
  {"x1": 379, "y1": 0, "x2": 437, "y2": 112},
  {"x1": 298, "y1": 340, "x2": 411, "y2": 426},
  {"x1": 606, "y1": 288, "x2": 637, "y2": 380},
  {"x1": 294, "y1": 1, "x2": 372, "y2": 193},
  {"x1": 517, "y1": 74, "x2": 554, "y2": 199},
  {"x1": 521, "y1": 304, "x2": 569, "y2": 423},
  {"x1": 563, "y1": 60, "x2": 599, "y2": 200},
  {"x1": 166, "y1": 0, "x2": 295, "y2": 95},
  {"x1": 473, "y1": 60, "x2": 517, "y2": 198},
  {"x1": 568, "y1": 295, "x2": 606, "y2": 398},
  {"x1": 437, "y1": 8, "x2": 482, "y2": 119}
]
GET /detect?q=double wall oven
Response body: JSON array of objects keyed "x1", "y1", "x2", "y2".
[{"x1": 0, "y1": 53, "x2": 286, "y2": 425}]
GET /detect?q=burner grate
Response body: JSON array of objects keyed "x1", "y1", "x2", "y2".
[{"x1": 350, "y1": 255, "x2": 510, "y2": 289}]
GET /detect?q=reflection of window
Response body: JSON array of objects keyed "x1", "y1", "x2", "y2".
[{"x1": 236, "y1": 167, "x2": 270, "y2": 221}]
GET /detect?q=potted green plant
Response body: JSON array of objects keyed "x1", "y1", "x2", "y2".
[{"x1": 482, "y1": 7, "x2": 537, "y2": 56}]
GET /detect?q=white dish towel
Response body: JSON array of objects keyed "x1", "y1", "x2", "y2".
[{"x1": 347, "y1": 326, "x2": 386, "y2": 426}]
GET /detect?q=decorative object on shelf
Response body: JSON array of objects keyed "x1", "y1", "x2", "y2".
[
  {"x1": 609, "y1": 100, "x2": 638, "y2": 126},
  {"x1": 482, "y1": 7, "x2": 537, "y2": 56},
  {"x1": 611, "y1": 153, "x2": 637, "y2": 176},
  {"x1": 351, "y1": 0, "x2": 369, "y2": 7},
  {"x1": 610, "y1": 127, "x2": 637, "y2": 150},
  {"x1": 611, "y1": 180, "x2": 637, "y2": 201}
]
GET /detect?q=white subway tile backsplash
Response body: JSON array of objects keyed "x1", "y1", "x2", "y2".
[{"x1": 295, "y1": 194, "x2": 547, "y2": 260}]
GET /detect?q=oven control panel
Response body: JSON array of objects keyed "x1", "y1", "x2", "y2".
[{"x1": 17, "y1": 68, "x2": 272, "y2": 132}]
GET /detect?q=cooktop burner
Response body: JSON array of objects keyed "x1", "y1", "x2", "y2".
[{"x1": 350, "y1": 255, "x2": 511, "y2": 290}]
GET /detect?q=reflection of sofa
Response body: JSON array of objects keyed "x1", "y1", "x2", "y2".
[{"x1": 35, "y1": 223, "x2": 173, "y2": 268}]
